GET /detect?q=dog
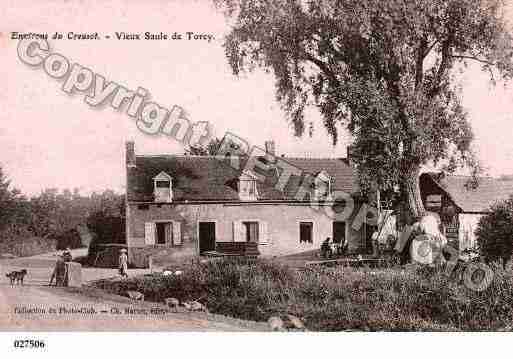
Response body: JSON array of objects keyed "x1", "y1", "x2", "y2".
[{"x1": 6, "y1": 269, "x2": 28, "y2": 286}]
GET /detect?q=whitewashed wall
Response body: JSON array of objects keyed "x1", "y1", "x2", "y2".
[
  {"x1": 376, "y1": 210, "x2": 397, "y2": 242},
  {"x1": 458, "y1": 213, "x2": 483, "y2": 250}
]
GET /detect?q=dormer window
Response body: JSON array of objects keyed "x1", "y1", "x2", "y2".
[
  {"x1": 153, "y1": 171, "x2": 173, "y2": 202},
  {"x1": 238, "y1": 170, "x2": 258, "y2": 201},
  {"x1": 313, "y1": 171, "x2": 332, "y2": 200}
]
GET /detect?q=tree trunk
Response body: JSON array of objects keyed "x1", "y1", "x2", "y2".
[{"x1": 402, "y1": 166, "x2": 426, "y2": 223}]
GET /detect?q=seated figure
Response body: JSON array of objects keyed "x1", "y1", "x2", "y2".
[
  {"x1": 338, "y1": 237, "x2": 348, "y2": 255},
  {"x1": 320, "y1": 237, "x2": 333, "y2": 259}
]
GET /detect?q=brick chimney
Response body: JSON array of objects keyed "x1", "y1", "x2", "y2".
[
  {"x1": 264, "y1": 140, "x2": 275, "y2": 163},
  {"x1": 126, "y1": 141, "x2": 136, "y2": 168}
]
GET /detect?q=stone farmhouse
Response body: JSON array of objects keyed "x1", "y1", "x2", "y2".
[{"x1": 124, "y1": 141, "x2": 377, "y2": 267}]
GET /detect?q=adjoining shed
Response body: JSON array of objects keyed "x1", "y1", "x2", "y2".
[{"x1": 419, "y1": 173, "x2": 513, "y2": 251}]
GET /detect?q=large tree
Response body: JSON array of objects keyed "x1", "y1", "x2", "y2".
[{"x1": 216, "y1": 0, "x2": 513, "y2": 220}]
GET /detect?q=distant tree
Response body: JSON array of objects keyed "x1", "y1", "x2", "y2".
[
  {"x1": 476, "y1": 196, "x2": 513, "y2": 267},
  {"x1": 86, "y1": 191, "x2": 125, "y2": 246},
  {"x1": 27, "y1": 188, "x2": 59, "y2": 237},
  {"x1": 86, "y1": 210, "x2": 126, "y2": 245},
  {"x1": 0, "y1": 165, "x2": 29, "y2": 232},
  {"x1": 26, "y1": 188, "x2": 124, "y2": 239},
  {"x1": 216, "y1": 0, "x2": 513, "y2": 221},
  {"x1": 0, "y1": 164, "x2": 127, "y2": 256},
  {"x1": 55, "y1": 228, "x2": 83, "y2": 250}
]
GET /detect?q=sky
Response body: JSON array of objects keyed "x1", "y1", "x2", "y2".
[{"x1": 1, "y1": 0, "x2": 513, "y2": 196}]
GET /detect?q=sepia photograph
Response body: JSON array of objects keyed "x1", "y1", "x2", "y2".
[{"x1": 2, "y1": 0, "x2": 513, "y2": 356}]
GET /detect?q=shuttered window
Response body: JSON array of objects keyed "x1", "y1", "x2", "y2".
[
  {"x1": 233, "y1": 221, "x2": 269, "y2": 244},
  {"x1": 144, "y1": 222, "x2": 156, "y2": 245},
  {"x1": 260, "y1": 221, "x2": 269, "y2": 244},
  {"x1": 146, "y1": 221, "x2": 181, "y2": 246},
  {"x1": 165, "y1": 223, "x2": 173, "y2": 244},
  {"x1": 172, "y1": 221, "x2": 182, "y2": 245},
  {"x1": 233, "y1": 221, "x2": 246, "y2": 242},
  {"x1": 243, "y1": 222, "x2": 259, "y2": 243},
  {"x1": 156, "y1": 222, "x2": 168, "y2": 245}
]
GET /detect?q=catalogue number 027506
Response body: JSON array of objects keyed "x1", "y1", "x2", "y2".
[{"x1": 13, "y1": 339, "x2": 46, "y2": 349}]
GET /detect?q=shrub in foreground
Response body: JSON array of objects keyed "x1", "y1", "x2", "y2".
[
  {"x1": 92, "y1": 258, "x2": 513, "y2": 331},
  {"x1": 476, "y1": 196, "x2": 513, "y2": 267}
]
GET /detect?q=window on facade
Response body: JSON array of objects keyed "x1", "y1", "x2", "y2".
[
  {"x1": 243, "y1": 221, "x2": 259, "y2": 242},
  {"x1": 313, "y1": 171, "x2": 332, "y2": 200},
  {"x1": 156, "y1": 180, "x2": 170, "y2": 188},
  {"x1": 155, "y1": 222, "x2": 173, "y2": 245},
  {"x1": 299, "y1": 222, "x2": 313, "y2": 243},
  {"x1": 153, "y1": 171, "x2": 173, "y2": 202},
  {"x1": 240, "y1": 180, "x2": 257, "y2": 196}
]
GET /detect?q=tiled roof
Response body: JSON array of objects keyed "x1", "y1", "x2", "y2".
[
  {"x1": 127, "y1": 155, "x2": 358, "y2": 202},
  {"x1": 422, "y1": 173, "x2": 513, "y2": 213}
]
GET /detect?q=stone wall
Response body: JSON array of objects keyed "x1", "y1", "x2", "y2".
[{"x1": 126, "y1": 201, "x2": 367, "y2": 268}]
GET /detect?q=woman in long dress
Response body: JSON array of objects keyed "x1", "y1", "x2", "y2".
[{"x1": 119, "y1": 249, "x2": 128, "y2": 278}]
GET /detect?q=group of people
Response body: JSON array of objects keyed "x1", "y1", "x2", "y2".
[
  {"x1": 49, "y1": 248, "x2": 73, "y2": 286},
  {"x1": 48, "y1": 247, "x2": 129, "y2": 286},
  {"x1": 320, "y1": 237, "x2": 348, "y2": 259}
]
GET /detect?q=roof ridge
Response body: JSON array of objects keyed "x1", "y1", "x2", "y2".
[
  {"x1": 135, "y1": 154, "x2": 350, "y2": 161},
  {"x1": 135, "y1": 154, "x2": 212, "y2": 158},
  {"x1": 424, "y1": 172, "x2": 497, "y2": 180},
  {"x1": 285, "y1": 157, "x2": 347, "y2": 160}
]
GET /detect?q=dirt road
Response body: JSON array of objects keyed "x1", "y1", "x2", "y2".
[{"x1": 0, "y1": 251, "x2": 267, "y2": 331}]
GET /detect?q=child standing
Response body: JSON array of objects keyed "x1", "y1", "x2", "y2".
[{"x1": 119, "y1": 248, "x2": 128, "y2": 278}]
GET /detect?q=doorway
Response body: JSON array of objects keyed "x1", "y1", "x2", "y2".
[
  {"x1": 199, "y1": 222, "x2": 216, "y2": 254},
  {"x1": 332, "y1": 221, "x2": 346, "y2": 244}
]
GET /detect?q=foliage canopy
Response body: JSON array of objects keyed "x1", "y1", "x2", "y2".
[{"x1": 217, "y1": 0, "x2": 513, "y2": 217}]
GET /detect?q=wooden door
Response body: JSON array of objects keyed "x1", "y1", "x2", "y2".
[
  {"x1": 199, "y1": 222, "x2": 216, "y2": 254},
  {"x1": 333, "y1": 221, "x2": 346, "y2": 244}
]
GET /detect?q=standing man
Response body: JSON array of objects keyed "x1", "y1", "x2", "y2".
[
  {"x1": 62, "y1": 248, "x2": 72, "y2": 263},
  {"x1": 119, "y1": 249, "x2": 128, "y2": 278},
  {"x1": 49, "y1": 254, "x2": 67, "y2": 286}
]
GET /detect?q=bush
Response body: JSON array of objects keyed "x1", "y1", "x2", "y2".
[
  {"x1": 55, "y1": 228, "x2": 83, "y2": 250},
  {"x1": 476, "y1": 197, "x2": 513, "y2": 266},
  {"x1": 92, "y1": 259, "x2": 513, "y2": 331},
  {"x1": 86, "y1": 211, "x2": 125, "y2": 246},
  {"x1": 0, "y1": 226, "x2": 56, "y2": 257},
  {"x1": 85, "y1": 210, "x2": 126, "y2": 266}
]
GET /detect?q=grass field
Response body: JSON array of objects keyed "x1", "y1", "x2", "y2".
[{"x1": 91, "y1": 258, "x2": 513, "y2": 331}]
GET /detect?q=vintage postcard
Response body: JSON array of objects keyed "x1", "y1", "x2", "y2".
[{"x1": 2, "y1": 0, "x2": 513, "y2": 349}]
